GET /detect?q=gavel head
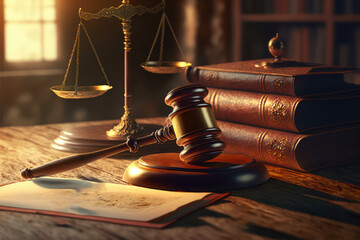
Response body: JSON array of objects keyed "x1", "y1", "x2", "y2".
[{"x1": 165, "y1": 84, "x2": 225, "y2": 164}]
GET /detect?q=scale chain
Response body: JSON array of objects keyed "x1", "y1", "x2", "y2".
[
  {"x1": 60, "y1": 21, "x2": 110, "y2": 95},
  {"x1": 145, "y1": 12, "x2": 188, "y2": 66},
  {"x1": 145, "y1": 13, "x2": 165, "y2": 65},
  {"x1": 75, "y1": 23, "x2": 81, "y2": 95},
  {"x1": 159, "y1": 12, "x2": 165, "y2": 66},
  {"x1": 61, "y1": 23, "x2": 81, "y2": 90},
  {"x1": 164, "y1": 14, "x2": 187, "y2": 62},
  {"x1": 80, "y1": 22, "x2": 110, "y2": 86}
]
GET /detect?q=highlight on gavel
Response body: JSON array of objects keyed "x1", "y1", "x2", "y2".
[{"x1": 21, "y1": 84, "x2": 226, "y2": 179}]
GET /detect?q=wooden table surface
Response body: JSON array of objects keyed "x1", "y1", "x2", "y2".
[{"x1": 0, "y1": 118, "x2": 359, "y2": 240}]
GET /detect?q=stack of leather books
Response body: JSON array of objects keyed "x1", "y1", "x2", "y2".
[{"x1": 187, "y1": 59, "x2": 360, "y2": 171}]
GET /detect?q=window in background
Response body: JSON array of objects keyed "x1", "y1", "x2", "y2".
[{"x1": 4, "y1": 0, "x2": 57, "y2": 62}]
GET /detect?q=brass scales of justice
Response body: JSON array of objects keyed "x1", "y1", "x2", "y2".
[{"x1": 50, "y1": 0, "x2": 191, "y2": 153}]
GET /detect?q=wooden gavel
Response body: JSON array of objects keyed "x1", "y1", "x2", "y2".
[{"x1": 21, "y1": 84, "x2": 226, "y2": 179}]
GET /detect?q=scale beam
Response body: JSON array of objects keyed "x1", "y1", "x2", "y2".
[{"x1": 79, "y1": 1, "x2": 165, "y2": 21}]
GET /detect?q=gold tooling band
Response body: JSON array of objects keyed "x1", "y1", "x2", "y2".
[{"x1": 171, "y1": 107, "x2": 218, "y2": 139}]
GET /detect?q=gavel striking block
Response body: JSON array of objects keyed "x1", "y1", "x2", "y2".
[{"x1": 21, "y1": 84, "x2": 269, "y2": 191}]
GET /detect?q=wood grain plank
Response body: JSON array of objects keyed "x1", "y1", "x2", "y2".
[{"x1": 0, "y1": 118, "x2": 359, "y2": 240}]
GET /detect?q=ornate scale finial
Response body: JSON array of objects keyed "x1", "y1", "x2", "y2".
[
  {"x1": 255, "y1": 33, "x2": 295, "y2": 68},
  {"x1": 268, "y1": 33, "x2": 287, "y2": 62}
]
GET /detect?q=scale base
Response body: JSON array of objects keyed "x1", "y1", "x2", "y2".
[
  {"x1": 51, "y1": 122, "x2": 180, "y2": 155},
  {"x1": 106, "y1": 109, "x2": 144, "y2": 137},
  {"x1": 123, "y1": 153, "x2": 269, "y2": 192}
]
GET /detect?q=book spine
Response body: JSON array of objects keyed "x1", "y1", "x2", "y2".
[
  {"x1": 206, "y1": 88, "x2": 301, "y2": 132},
  {"x1": 265, "y1": 0, "x2": 275, "y2": 13},
  {"x1": 218, "y1": 121, "x2": 360, "y2": 172},
  {"x1": 186, "y1": 66, "x2": 296, "y2": 96},
  {"x1": 217, "y1": 121, "x2": 304, "y2": 171},
  {"x1": 300, "y1": 0, "x2": 307, "y2": 13},
  {"x1": 287, "y1": 0, "x2": 298, "y2": 14}
]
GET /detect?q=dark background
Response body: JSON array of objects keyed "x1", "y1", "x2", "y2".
[{"x1": 0, "y1": 0, "x2": 359, "y2": 126}]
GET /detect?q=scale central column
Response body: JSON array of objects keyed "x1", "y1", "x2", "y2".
[
  {"x1": 75, "y1": 0, "x2": 165, "y2": 138},
  {"x1": 107, "y1": 1, "x2": 143, "y2": 137}
]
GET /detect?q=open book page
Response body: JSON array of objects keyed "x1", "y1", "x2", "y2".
[{"x1": 0, "y1": 178, "x2": 214, "y2": 222}]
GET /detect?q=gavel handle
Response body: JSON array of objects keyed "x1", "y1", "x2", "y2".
[{"x1": 21, "y1": 125, "x2": 175, "y2": 179}]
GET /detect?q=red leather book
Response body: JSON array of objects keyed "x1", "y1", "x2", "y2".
[
  {"x1": 217, "y1": 121, "x2": 360, "y2": 172},
  {"x1": 186, "y1": 59, "x2": 360, "y2": 97},
  {"x1": 205, "y1": 88, "x2": 360, "y2": 133}
]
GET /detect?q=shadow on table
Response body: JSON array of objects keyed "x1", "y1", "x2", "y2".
[
  {"x1": 311, "y1": 163, "x2": 360, "y2": 186},
  {"x1": 245, "y1": 223, "x2": 303, "y2": 240},
  {"x1": 166, "y1": 198, "x2": 231, "y2": 229},
  {"x1": 231, "y1": 178, "x2": 360, "y2": 226},
  {"x1": 161, "y1": 179, "x2": 358, "y2": 240},
  {"x1": 166, "y1": 176, "x2": 359, "y2": 231}
]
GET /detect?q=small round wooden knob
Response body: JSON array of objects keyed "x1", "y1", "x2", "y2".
[
  {"x1": 268, "y1": 33, "x2": 286, "y2": 61},
  {"x1": 165, "y1": 84, "x2": 225, "y2": 164}
]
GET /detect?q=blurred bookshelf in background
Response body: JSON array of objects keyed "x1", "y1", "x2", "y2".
[{"x1": 232, "y1": 0, "x2": 360, "y2": 68}]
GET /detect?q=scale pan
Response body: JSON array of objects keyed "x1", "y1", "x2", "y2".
[
  {"x1": 50, "y1": 85, "x2": 113, "y2": 99},
  {"x1": 141, "y1": 61, "x2": 191, "y2": 74}
]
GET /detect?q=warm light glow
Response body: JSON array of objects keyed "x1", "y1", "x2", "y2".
[
  {"x1": 5, "y1": 23, "x2": 42, "y2": 61},
  {"x1": 127, "y1": 165, "x2": 143, "y2": 178},
  {"x1": 43, "y1": 23, "x2": 57, "y2": 60},
  {"x1": 177, "y1": 62, "x2": 188, "y2": 67},
  {"x1": 63, "y1": 131, "x2": 74, "y2": 136},
  {"x1": 43, "y1": 7, "x2": 56, "y2": 21},
  {"x1": 4, "y1": 0, "x2": 57, "y2": 62},
  {"x1": 43, "y1": 0, "x2": 55, "y2": 6}
]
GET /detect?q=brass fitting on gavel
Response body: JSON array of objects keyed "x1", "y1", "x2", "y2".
[
  {"x1": 21, "y1": 84, "x2": 225, "y2": 179},
  {"x1": 165, "y1": 84, "x2": 225, "y2": 164}
]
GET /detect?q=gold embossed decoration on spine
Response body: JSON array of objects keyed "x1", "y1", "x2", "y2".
[
  {"x1": 266, "y1": 138, "x2": 288, "y2": 167},
  {"x1": 171, "y1": 107, "x2": 218, "y2": 139},
  {"x1": 203, "y1": 71, "x2": 219, "y2": 83},
  {"x1": 261, "y1": 132, "x2": 302, "y2": 170},
  {"x1": 272, "y1": 76, "x2": 286, "y2": 90},
  {"x1": 269, "y1": 99, "x2": 288, "y2": 125}
]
